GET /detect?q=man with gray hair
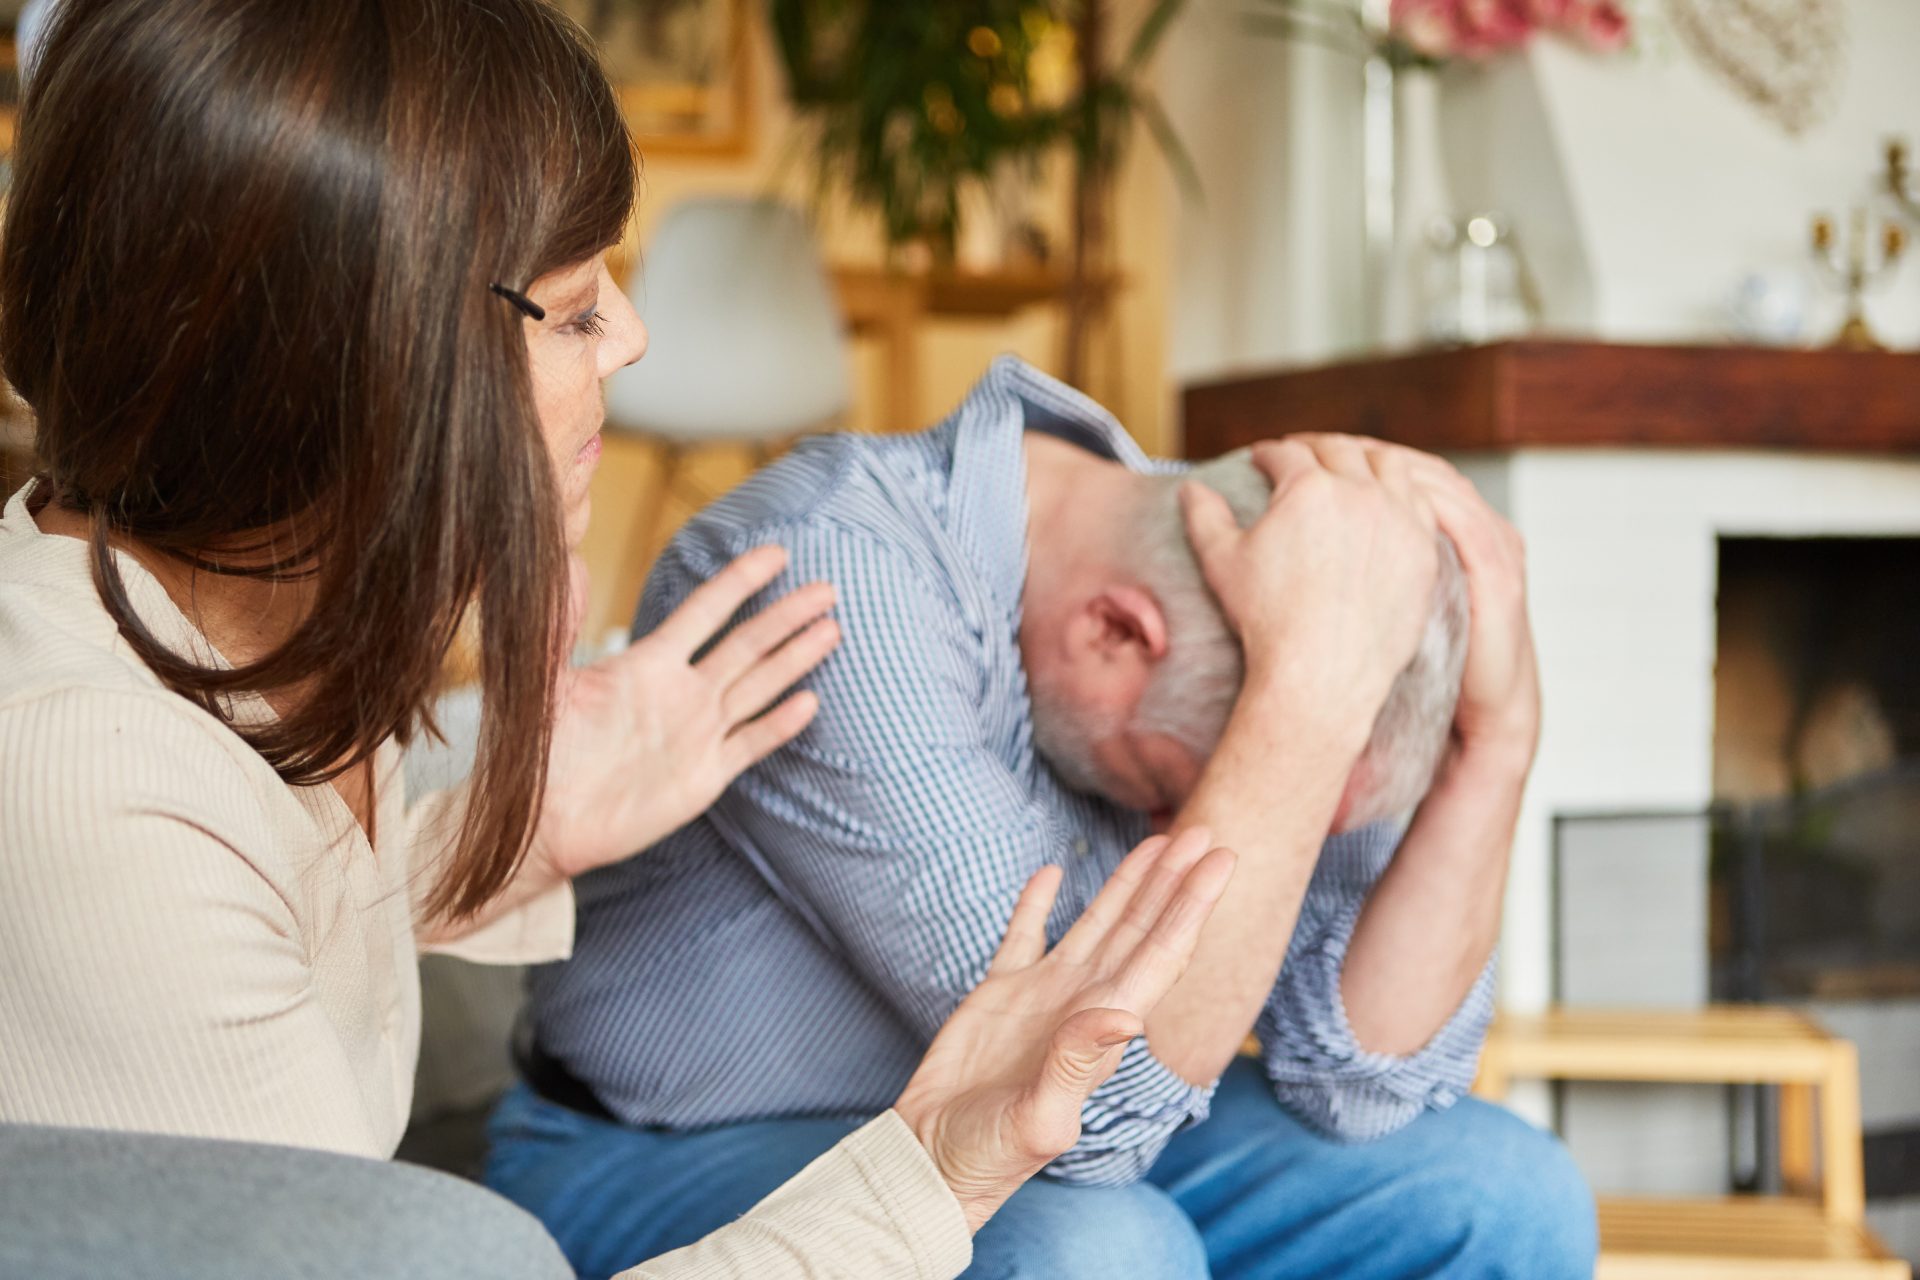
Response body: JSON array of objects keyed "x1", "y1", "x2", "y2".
[
  {"x1": 1031, "y1": 446, "x2": 1469, "y2": 835},
  {"x1": 493, "y1": 358, "x2": 1594, "y2": 1279}
]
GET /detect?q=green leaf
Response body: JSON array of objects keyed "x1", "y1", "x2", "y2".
[
  {"x1": 1137, "y1": 88, "x2": 1203, "y2": 203},
  {"x1": 1126, "y1": 0, "x2": 1189, "y2": 72}
]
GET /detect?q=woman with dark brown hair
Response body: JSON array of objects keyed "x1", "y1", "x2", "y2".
[{"x1": 0, "y1": 0, "x2": 1235, "y2": 1276}]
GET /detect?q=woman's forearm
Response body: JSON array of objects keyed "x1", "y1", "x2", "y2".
[{"x1": 614, "y1": 1111, "x2": 971, "y2": 1280}]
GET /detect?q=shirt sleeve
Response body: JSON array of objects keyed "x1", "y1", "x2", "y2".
[
  {"x1": 612, "y1": 1110, "x2": 971, "y2": 1280},
  {"x1": 644, "y1": 523, "x2": 1212, "y2": 1188},
  {"x1": 0, "y1": 687, "x2": 386, "y2": 1155},
  {"x1": 1256, "y1": 820, "x2": 1497, "y2": 1142}
]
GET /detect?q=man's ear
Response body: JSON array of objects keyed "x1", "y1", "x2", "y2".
[{"x1": 1088, "y1": 585, "x2": 1169, "y2": 662}]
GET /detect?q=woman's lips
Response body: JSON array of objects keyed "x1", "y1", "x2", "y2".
[{"x1": 575, "y1": 432, "x2": 603, "y2": 468}]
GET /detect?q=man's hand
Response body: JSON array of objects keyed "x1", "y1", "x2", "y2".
[
  {"x1": 1179, "y1": 436, "x2": 1441, "y2": 742},
  {"x1": 1280, "y1": 435, "x2": 1537, "y2": 1057},
  {"x1": 1290, "y1": 434, "x2": 1539, "y2": 766},
  {"x1": 1143, "y1": 439, "x2": 1448, "y2": 1086}
]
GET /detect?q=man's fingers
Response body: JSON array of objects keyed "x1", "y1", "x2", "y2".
[
  {"x1": 721, "y1": 617, "x2": 840, "y2": 723},
  {"x1": 1110, "y1": 846, "x2": 1238, "y2": 1008},
  {"x1": 1053, "y1": 833, "x2": 1171, "y2": 963},
  {"x1": 1178, "y1": 481, "x2": 1240, "y2": 575},
  {"x1": 722, "y1": 689, "x2": 820, "y2": 771},
  {"x1": 989, "y1": 865, "x2": 1065, "y2": 974},
  {"x1": 650, "y1": 545, "x2": 791, "y2": 657},
  {"x1": 1295, "y1": 433, "x2": 1373, "y2": 482},
  {"x1": 1425, "y1": 483, "x2": 1521, "y2": 586},
  {"x1": 699, "y1": 581, "x2": 837, "y2": 687},
  {"x1": 1246, "y1": 438, "x2": 1326, "y2": 502}
]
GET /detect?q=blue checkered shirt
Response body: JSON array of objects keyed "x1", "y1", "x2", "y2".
[{"x1": 529, "y1": 357, "x2": 1496, "y2": 1186}]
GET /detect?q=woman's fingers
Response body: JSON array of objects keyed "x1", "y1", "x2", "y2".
[
  {"x1": 722, "y1": 688, "x2": 820, "y2": 772},
  {"x1": 1055, "y1": 830, "x2": 1203, "y2": 964},
  {"x1": 1033, "y1": 1006, "x2": 1142, "y2": 1115},
  {"x1": 700, "y1": 580, "x2": 837, "y2": 687},
  {"x1": 650, "y1": 545, "x2": 792, "y2": 658},
  {"x1": 720, "y1": 616, "x2": 841, "y2": 723},
  {"x1": 1109, "y1": 846, "x2": 1238, "y2": 1008},
  {"x1": 989, "y1": 865, "x2": 1066, "y2": 975},
  {"x1": 1091, "y1": 827, "x2": 1221, "y2": 963},
  {"x1": 1049, "y1": 834, "x2": 1169, "y2": 964}
]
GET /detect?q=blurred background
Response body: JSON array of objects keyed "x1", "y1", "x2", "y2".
[{"x1": 3, "y1": 2, "x2": 1918, "y2": 1275}]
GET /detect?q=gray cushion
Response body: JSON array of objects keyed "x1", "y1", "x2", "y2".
[{"x1": 0, "y1": 1124, "x2": 574, "y2": 1280}]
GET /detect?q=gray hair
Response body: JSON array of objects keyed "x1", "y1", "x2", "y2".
[{"x1": 1127, "y1": 448, "x2": 1470, "y2": 825}]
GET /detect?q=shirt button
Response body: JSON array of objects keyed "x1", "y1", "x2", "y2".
[{"x1": 1073, "y1": 838, "x2": 1091, "y2": 857}]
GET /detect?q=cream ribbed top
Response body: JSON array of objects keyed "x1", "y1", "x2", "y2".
[{"x1": 0, "y1": 482, "x2": 970, "y2": 1279}]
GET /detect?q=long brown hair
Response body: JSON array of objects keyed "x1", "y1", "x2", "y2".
[{"x1": 0, "y1": 0, "x2": 636, "y2": 920}]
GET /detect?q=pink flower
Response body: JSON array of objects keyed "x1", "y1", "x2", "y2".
[
  {"x1": 1569, "y1": 0, "x2": 1632, "y2": 51},
  {"x1": 1389, "y1": 0, "x2": 1460, "y2": 59},
  {"x1": 1391, "y1": 0, "x2": 1538, "y2": 61},
  {"x1": 1388, "y1": 0, "x2": 1630, "y2": 61}
]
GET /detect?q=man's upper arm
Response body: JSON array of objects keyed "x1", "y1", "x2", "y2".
[
  {"x1": 1256, "y1": 821, "x2": 1496, "y2": 1141},
  {"x1": 646, "y1": 512, "x2": 1214, "y2": 1185},
  {"x1": 650, "y1": 517, "x2": 1061, "y2": 1039}
]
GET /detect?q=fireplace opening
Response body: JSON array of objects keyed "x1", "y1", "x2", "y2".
[{"x1": 1710, "y1": 536, "x2": 1920, "y2": 1003}]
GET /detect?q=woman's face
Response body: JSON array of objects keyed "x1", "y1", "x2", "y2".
[{"x1": 522, "y1": 255, "x2": 648, "y2": 548}]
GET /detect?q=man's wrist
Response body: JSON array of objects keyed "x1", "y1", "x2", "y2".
[{"x1": 1236, "y1": 660, "x2": 1380, "y2": 761}]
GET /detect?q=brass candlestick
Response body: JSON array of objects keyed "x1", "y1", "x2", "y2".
[
  {"x1": 1887, "y1": 137, "x2": 1920, "y2": 223},
  {"x1": 1811, "y1": 208, "x2": 1906, "y2": 351}
]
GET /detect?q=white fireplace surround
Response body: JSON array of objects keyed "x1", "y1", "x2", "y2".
[{"x1": 1457, "y1": 449, "x2": 1920, "y2": 1042}]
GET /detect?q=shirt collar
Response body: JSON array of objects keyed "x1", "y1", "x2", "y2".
[{"x1": 943, "y1": 355, "x2": 1174, "y2": 619}]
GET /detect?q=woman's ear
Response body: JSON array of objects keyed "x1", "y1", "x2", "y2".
[{"x1": 1088, "y1": 585, "x2": 1169, "y2": 662}]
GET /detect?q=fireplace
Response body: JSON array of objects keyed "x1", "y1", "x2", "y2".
[
  {"x1": 1183, "y1": 338, "x2": 1920, "y2": 1256},
  {"x1": 1712, "y1": 536, "x2": 1920, "y2": 1005}
]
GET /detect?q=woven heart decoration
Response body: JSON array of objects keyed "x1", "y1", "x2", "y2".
[{"x1": 1667, "y1": 0, "x2": 1847, "y2": 135}]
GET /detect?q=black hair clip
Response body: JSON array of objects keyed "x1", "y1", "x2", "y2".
[{"x1": 489, "y1": 282, "x2": 546, "y2": 321}]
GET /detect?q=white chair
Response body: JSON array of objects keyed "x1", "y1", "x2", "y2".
[{"x1": 604, "y1": 196, "x2": 851, "y2": 588}]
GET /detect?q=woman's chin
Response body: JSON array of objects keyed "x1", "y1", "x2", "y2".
[{"x1": 564, "y1": 495, "x2": 592, "y2": 549}]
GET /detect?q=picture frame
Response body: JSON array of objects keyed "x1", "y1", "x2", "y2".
[{"x1": 553, "y1": 0, "x2": 752, "y2": 158}]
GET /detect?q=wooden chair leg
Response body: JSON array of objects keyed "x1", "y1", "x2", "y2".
[
  {"x1": 1820, "y1": 1042, "x2": 1866, "y2": 1224},
  {"x1": 1780, "y1": 1081, "x2": 1817, "y2": 1198}
]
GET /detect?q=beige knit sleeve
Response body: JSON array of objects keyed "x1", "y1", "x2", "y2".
[
  {"x1": 0, "y1": 687, "x2": 382, "y2": 1153},
  {"x1": 614, "y1": 1110, "x2": 972, "y2": 1280}
]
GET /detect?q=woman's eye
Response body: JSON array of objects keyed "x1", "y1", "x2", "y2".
[{"x1": 574, "y1": 311, "x2": 607, "y2": 338}]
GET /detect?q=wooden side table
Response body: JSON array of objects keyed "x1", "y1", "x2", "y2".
[{"x1": 1475, "y1": 1005, "x2": 1907, "y2": 1278}]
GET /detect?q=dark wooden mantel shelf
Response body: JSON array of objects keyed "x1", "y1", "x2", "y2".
[{"x1": 1180, "y1": 340, "x2": 1920, "y2": 459}]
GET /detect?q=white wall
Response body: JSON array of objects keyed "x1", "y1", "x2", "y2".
[
  {"x1": 1457, "y1": 0, "x2": 1920, "y2": 344},
  {"x1": 1160, "y1": 0, "x2": 1371, "y2": 386},
  {"x1": 1163, "y1": 0, "x2": 1920, "y2": 371}
]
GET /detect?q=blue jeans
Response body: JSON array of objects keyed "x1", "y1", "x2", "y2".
[{"x1": 485, "y1": 1058, "x2": 1596, "y2": 1280}]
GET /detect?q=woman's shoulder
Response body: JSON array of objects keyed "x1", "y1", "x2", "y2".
[{"x1": 0, "y1": 571, "x2": 300, "y2": 896}]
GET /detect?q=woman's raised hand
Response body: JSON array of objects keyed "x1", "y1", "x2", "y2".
[
  {"x1": 535, "y1": 546, "x2": 837, "y2": 880},
  {"x1": 892, "y1": 829, "x2": 1236, "y2": 1233}
]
